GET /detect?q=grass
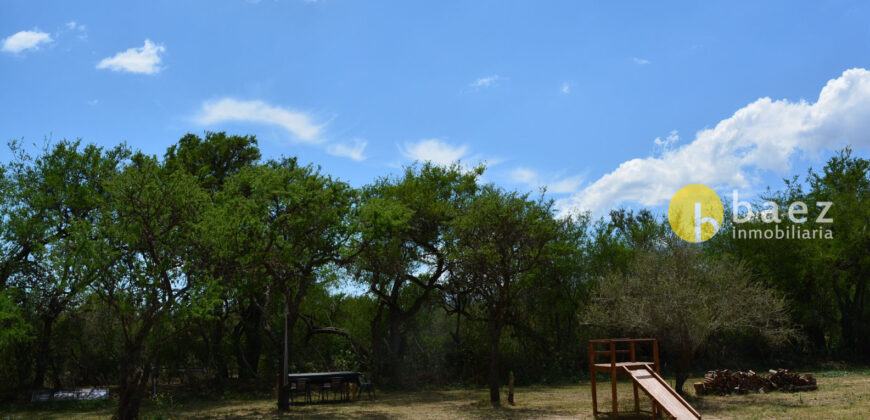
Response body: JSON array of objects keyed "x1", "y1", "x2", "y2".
[{"x1": 1, "y1": 369, "x2": 867, "y2": 419}]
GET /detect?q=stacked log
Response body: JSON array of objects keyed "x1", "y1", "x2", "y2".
[
  {"x1": 768, "y1": 369, "x2": 818, "y2": 392},
  {"x1": 693, "y1": 369, "x2": 817, "y2": 395}
]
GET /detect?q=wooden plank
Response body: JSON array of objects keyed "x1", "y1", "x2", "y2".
[
  {"x1": 626, "y1": 366, "x2": 701, "y2": 420},
  {"x1": 593, "y1": 350, "x2": 631, "y2": 355}
]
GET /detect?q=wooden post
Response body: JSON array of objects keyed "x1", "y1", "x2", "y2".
[
  {"x1": 507, "y1": 371, "x2": 515, "y2": 405},
  {"x1": 610, "y1": 341, "x2": 618, "y2": 417},
  {"x1": 589, "y1": 341, "x2": 597, "y2": 415},
  {"x1": 653, "y1": 339, "x2": 660, "y2": 417},
  {"x1": 631, "y1": 342, "x2": 639, "y2": 413}
]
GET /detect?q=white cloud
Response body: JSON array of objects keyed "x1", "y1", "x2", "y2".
[
  {"x1": 327, "y1": 138, "x2": 367, "y2": 161},
  {"x1": 654, "y1": 130, "x2": 679, "y2": 148},
  {"x1": 509, "y1": 167, "x2": 584, "y2": 194},
  {"x1": 66, "y1": 21, "x2": 87, "y2": 39},
  {"x1": 558, "y1": 68, "x2": 870, "y2": 216},
  {"x1": 560, "y1": 82, "x2": 572, "y2": 95},
  {"x1": 510, "y1": 167, "x2": 538, "y2": 185},
  {"x1": 97, "y1": 39, "x2": 165, "y2": 74},
  {"x1": 194, "y1": 98, "x2": 323, "y2": 143},
  {"x1": 66, "y1": 21, "x2": 86, "y2": 31},
  {"x1": 470, "y1": 75, "x2": 503, "y2": 88},
  {"x1": 401, "y1": 139, "x2": 469, "y2": 166},
  {"x1": 632, "y1": 57, "x2": 651, "y2": 65},
  {"x1": 549, "y1": 175, "x2": 586, "y2": 194},
  {"x1": 87, "y1": 99, "x2": 99, "y2": 106},
  {"x1": 2, "y1": 30, "x2": 52, "y2": 53}
]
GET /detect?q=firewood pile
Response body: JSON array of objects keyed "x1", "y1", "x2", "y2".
[{"x1": 693, "y1": 369, "x2": 817, "y2": 395}]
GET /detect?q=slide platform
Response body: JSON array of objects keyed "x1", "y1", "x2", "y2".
[{"x1": 625, "y1": 365, "x2": 701, "y2": 420}]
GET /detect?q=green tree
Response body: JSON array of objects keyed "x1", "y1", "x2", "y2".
[
  {"x1": 205, "y1": 159, "x2": 354, "y2": 409},
  {"x1": 0, "y1": 163, "x2": 29, "y2": 351},
  {"x1": 447, "y1": 186, "x2": 562, "y2": 405},
  {"x1": 163, "y1": 132, "x2": 262, "y2": 385},
  {"x1": 586, "y1": 237, "x2": 794, "y2": 394},
  {"x1": 1, "y1": 140, "x2": 129, "y2": 388},
  {"x1": 163, "y1": 131, "x2": 261, "y2": 192},
  {"x1": 353, "y1": 163, "x2": 481, "y2": 385},
  {"x1": 89, "y1": 153, "x2": 211, "y2": 419},
  {"x1": 508, "y1": 214, "x2": 591, "y2": 381},
  {"x1": 803, "y1": 148, "x2": 869, "y2": 354},
  {"x1": 711, "y1": 148, "x2": 870, "y2": 356}
]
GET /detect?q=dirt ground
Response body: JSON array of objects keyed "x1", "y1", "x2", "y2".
[{"x1": 1, "y1": 369, "x2": 867, "y2": 419}]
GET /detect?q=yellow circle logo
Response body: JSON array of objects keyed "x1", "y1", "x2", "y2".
[{"x1": 668, "y1": 184, "x2": 723, "y2": 243}]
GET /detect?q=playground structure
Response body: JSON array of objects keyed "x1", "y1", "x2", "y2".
[{"x1": 589, "y1": 338, "x2": 701, "y2": 419}]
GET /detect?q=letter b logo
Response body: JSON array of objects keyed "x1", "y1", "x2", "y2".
[{"x1": 668, "y1": 184, "x2": 723, "y2": 243}]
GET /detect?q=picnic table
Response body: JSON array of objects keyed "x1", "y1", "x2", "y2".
[
  {"x1": 287, "y1": 371, "x2": 361, "y2": 401},
  {"x1": 287, "y1": 371, "x2": 361, "y2": 385}
]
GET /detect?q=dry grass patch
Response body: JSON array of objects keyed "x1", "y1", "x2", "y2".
[{"x1": 1, "y1": 369, "x2": 867, "y2": 419}]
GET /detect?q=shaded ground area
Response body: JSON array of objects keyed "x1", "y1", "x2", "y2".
[{"x1": 1, "y1": 369, "x2": 867, "y2": 419}]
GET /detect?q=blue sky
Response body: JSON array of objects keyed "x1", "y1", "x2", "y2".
[{"x1": 3, "y1": 1, "x2": 870, "y2": 216}]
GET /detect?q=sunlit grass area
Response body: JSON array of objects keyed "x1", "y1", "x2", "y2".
[{"x1": 2, "y1": 368, "x2": 867, "y2": 420}]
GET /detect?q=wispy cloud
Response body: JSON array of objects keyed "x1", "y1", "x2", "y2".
[
  {"x1": 66, "y1": 21, "x2": 86, "y2": 31},
  {"x1": 509, "y1": 167, "x2": 584, "y2": 194},
  {"x1": 632, "y1": 57, "x2": 651, "y2": 65},
  {"x1": 653, "y1": 130, "x2": 679, "y2": 148},
  {"x1": 1, "y1": 29, "x2": 53, "y2": 54},
  {"x1": 470, "y1": 74, "x2": 503, "y2": 88},
  {"x1": 560, "y1": 81, "x2": 573, "y2": 95},
  {"x1": 65, "y1": 21, "x2": 88, "y2": 40},
  {"x1": 194, "y1": 98, "x2": 323, "y2": 143},
  {"x1": 327, "y1": 138, "x2": 367, "y2": 161},
  {"x1": 401, "y1": 139, "x2": 469, "y2": 166},
  {"x1": 97, "y1": 39, "x2": 165, "y2": 74},
  {"x1": 557, "y1": 68, "x2": 870, "y2": 216}
]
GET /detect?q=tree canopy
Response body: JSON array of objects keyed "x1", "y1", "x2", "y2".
[{"x1": 0, "y1": 134, "x2": 866, "y2": 418}]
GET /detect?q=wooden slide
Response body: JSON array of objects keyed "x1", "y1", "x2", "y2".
[{"x1": 625, "y1": 365, "x2": 701, "y2": 420}]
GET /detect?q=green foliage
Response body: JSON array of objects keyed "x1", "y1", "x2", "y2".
[
  {"x1": 446, "y1": 186, "x2": 564, "y2": 403},
  {"x1": 352, "y1": 162, "x2": 481, "y2": 385},
  {"x1": 587, "y1": 235, "x2": 795, "y2": 393},
  {"x1": 163, "y1": 132, "x2": 261, "y2": 191},
  {"x1": 708, "y1": 147, "x2": 870, "y2": 357},
  {"x1": 0, "y1": 135, "x2": 867, "y2": 416},
  {"x1": 0, "y1": 289, "x2": 29, "y2": 348}
]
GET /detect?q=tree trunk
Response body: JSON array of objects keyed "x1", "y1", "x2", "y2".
[
  {"x1": 32, "y1": 315, "x2": 55, "y2": 389},
  {"x1": 386, "y1": 310, "x2": 404, "y2": 384},
  {"x1": 235, "y1": 299, "x2": 264, "y2": 379},
  {"x1": 487, "y1": 318, "x2": 503, "y2": 405},
  {"x1": 277, "y1": 300, "x2": 299, "y2": 410},
  {"x1": 116, "y1": 378, "x2": 146, "y2": 420},
  {"x1": 116, "y1": 348, "x2": 148, "y2": 420},
  {"x1": 243, "y1": 305, "x2": 263, "y2": 377},
  {"x1": 839, "y1": 296, "x2": 861, "y2": 351},
  {"x1": 209, "y1": 318, "x2": 228, "y2": 389},
  {"x1": 674, "y1": 349, "x2": 693, "y2": 396}
]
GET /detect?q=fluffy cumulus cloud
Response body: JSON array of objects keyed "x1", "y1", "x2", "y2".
[
  {"x1": 327, "y1": 138, "x2": 367, "y2": 161},
  {"x1": 97, "y1": 39, "x2": 165, "y2": 74},
  {"x1": 194, "y1": 98, "x2": 323, "y2": 143},
  {"x1": 509, "y1": 167, "x2": 584, "y2": 194},
  {"x1": 558, "y1": 68, "x2": 870, "y2": 216},
  {"x1": 401, "y1": 139, "x2": 469, "y2": 166},
  {"x1": 2, "y1": 30, "x2": 52, "y2": 53}
]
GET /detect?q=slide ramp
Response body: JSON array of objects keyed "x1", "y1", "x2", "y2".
[{"x1": 626, "y1": 365, "x2": 701, "y2": 420}]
